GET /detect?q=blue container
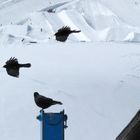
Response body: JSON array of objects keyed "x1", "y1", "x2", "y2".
[{"x1": 37, "y1": 110, "x2": 68, "y2": 140}]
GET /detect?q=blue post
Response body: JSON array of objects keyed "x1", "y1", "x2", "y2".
[{"x1": 37, "y1": 110, "x2": 68, "y2": 140}]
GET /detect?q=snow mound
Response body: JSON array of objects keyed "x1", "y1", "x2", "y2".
[{"x1": 124, "y1": 32, "x2": 140, "y2": 42}]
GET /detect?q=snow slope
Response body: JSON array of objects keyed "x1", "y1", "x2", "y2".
[
  {"x1": 0, "y1": 0, "x2": 71, "y2": 24},
  {"x1": 1, "y1": 0, "x2": 140, "y2": 42},
  {"x1": 100, "y1": 0, "x2": 140, "y2": 27},
  {"x1": 0, "y1": 0, "x2": 140, "y2": 140},
  {"x1": 1, "y1": 42, "x2": 140, "y2": 140}
]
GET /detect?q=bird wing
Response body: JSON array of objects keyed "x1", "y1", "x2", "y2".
[
  {"x1": 55, "y1": 26, "x2": 71, "y2": 35},
  {"x1": 38, "y1": 95, "x2": 53, "y2": 103},
  {"x1": 58, "y1": 26, "x2": 70, "y2": 32},
  {"x1": 6, "y1": 68, "x2": 19, "y2": 77},
  {"x1": 35, "y1": 95, "x2": 53, "y2": 109},
  {"x1": 6, "y1": 57, "x2": 18, "y2": 66}
]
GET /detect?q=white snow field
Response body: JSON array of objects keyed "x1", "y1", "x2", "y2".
[{"x1": 0, "y1": 0, "x2": 140, "y2": 140}]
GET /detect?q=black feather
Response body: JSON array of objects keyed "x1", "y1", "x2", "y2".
[
  {"x1": 34, "y1": 92, "x2": 62, "y2": 109},
  {"x1": 55, "y1": 26, "x2": 81, "y2": 42},
  {"x1": 3, "y1": 57, "x2": 31, "y2": 77}
]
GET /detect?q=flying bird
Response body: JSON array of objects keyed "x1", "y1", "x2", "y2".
[
  {"x1": 34, "y1": 92, "x2": 62, "y2": 110},
  {"x1": 54, "y1": 26, "x2": 81, "y2": 42},
  {"x1": 3, "y1": 57, "x2": 31, "y2": 78}
]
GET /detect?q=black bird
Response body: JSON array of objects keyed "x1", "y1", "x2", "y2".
[
  {"x1": 34, "y1": 92, "x2": 62, "y2": 109},
  {"x1": 3, "y1": 57, "x2": 31, "y2": 78},
  {"x1": 54, "y1": 26, "x2": 81, "y2": 42}
]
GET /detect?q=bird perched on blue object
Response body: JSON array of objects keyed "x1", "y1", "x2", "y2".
[
  {"x1": 3, "y1": 57, "x2": 31, "y2": 77},
  {"x1": 55, "y1": 26, "x2": 81, "y2": 42},
  {"x1": 34, "y1": 92, "x2": 62, "y2": 110}
]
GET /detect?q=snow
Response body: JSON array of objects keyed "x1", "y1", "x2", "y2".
[
  {"x1": 0, "y1": 0, "x2": 140, "y2": 140},
  {"x1": 1, "y1": 0, "x2": 140, "y2": 42}
]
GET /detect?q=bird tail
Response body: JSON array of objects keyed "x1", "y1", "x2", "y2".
[
  {"x1": 71, "y1": 30, "x2": 81, "y2": 33},
  {"x1": 19, "y1": 63, "x2": 31, "y2": 68},
  {"x1": 54, "y1": 100, "x2": 63, "y2": 105}
]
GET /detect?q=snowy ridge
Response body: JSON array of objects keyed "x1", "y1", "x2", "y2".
[{"x1": 0, "y1": 0, "x2": 140, "y2": 43}]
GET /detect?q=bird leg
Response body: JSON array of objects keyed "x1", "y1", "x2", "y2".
[{"x1": 40, "y1": 109, "x2": 44, "y2": 113}]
